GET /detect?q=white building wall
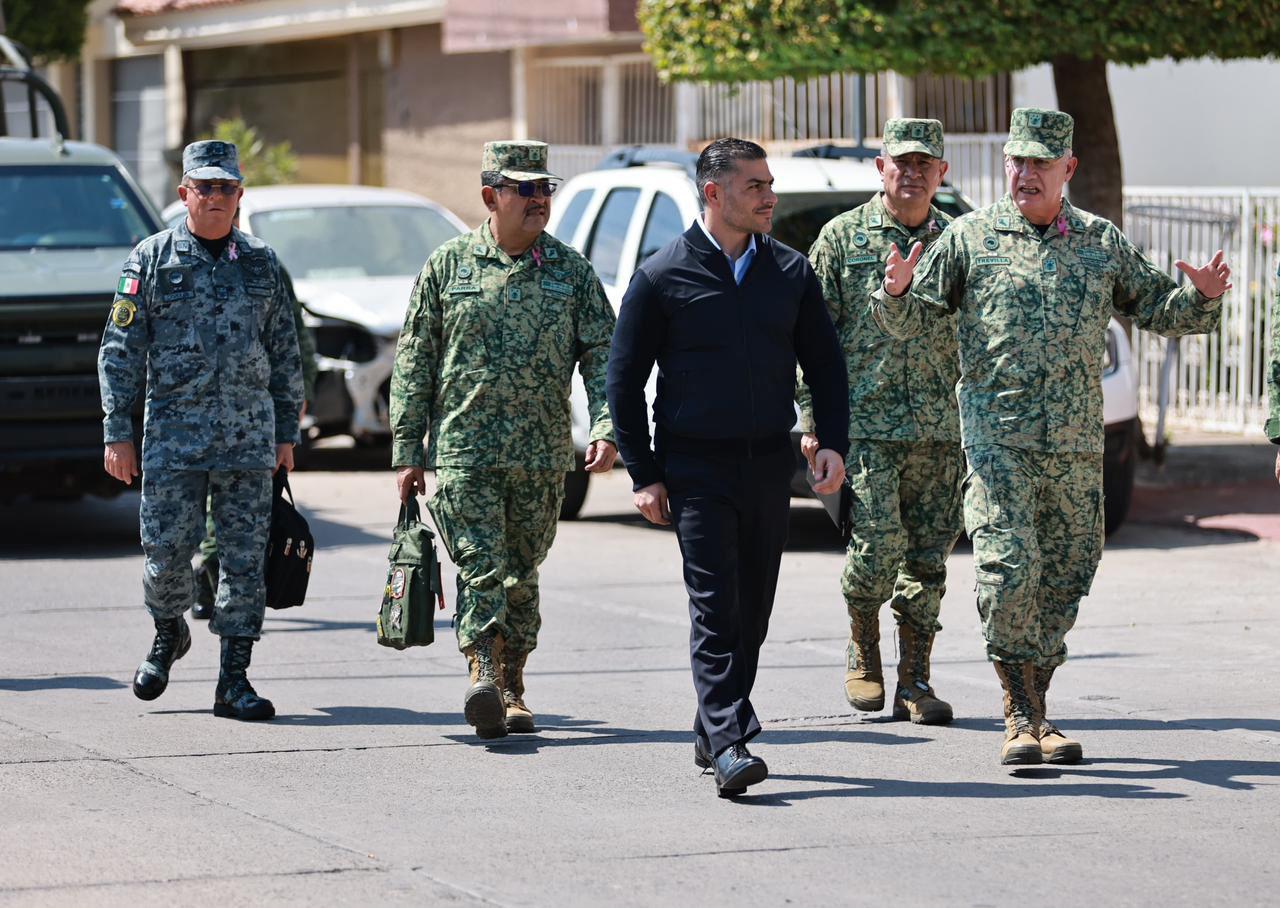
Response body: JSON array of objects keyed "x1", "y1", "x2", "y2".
[{"x1": 1014, "y1": 58, "x2": 1280, "y2": 188}]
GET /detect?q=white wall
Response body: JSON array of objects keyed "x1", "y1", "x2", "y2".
[{"x1": 1014, "y1": 58, "x2": 1280, "y2": 188}]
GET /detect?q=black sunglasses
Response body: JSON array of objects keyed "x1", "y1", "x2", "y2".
[
  {"x1": 496, "y1": 180, "x2": 557, "y2": 198},
  {"x1": 187, "y1": 182, "x2": 241, "y2": 198}
]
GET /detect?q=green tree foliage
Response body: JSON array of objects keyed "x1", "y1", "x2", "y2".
[
  {"x1": 639, "y1": 1, "x2": 1280, "y2": 82},
  {"x1": 201, "y1": 117, "x2": 299, "y2": 187},
  {"x1": 639, "y1": 1, "x2": 1280, "y2": 226},
  {"x1": 2, "y1": 0, "x2": 91, "y2": 61}
]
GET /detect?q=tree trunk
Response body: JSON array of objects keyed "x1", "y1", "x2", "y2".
[{"x1": 1051, "y1": 56, "x2": 1123, "y2": 229}]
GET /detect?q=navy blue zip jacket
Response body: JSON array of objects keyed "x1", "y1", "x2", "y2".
[{"x1": 607, "y1": 221, "x2": 849, "y2": 491}]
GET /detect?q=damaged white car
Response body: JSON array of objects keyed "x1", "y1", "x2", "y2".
[{"x1": 165, "y1": 185, "x2": 468, "y2": 442}]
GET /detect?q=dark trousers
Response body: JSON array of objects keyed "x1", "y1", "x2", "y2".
[{"x1": 664, "y1": 445, "x2": 793, "y2": 758}]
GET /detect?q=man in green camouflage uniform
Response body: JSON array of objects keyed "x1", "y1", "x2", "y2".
[
  {"x1": 798, "y1": 118, "x2": 961, "y2": 726},
  {"x1": 193, "y1": 252, "x2": 316, "y2": 621},
  {"x1": 1266, "y1": 263, "x2": 1280, "y2": 479},
  {"x1": 391, "y1": 141, "x2": 617, "y2": 739},
  {"x1": 99, "y1": 140, "x2": 304, "y2": 721},
  {"x1": 874, "y1": 109, "x2": 1231, "y2": 765}
]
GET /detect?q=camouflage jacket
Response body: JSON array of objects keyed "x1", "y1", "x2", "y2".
[
  {"x1": 1266, "y1": 261, "x2": 1280, "y2": 443},
  {"x1": 98, "y1": 220, "x2": 304, "y2": 471},
  {"x1": 390, "y1": 220, "x2": 616, "y2": 470},
  {"x1": 798, "y1": 193, "x2": 958, "y2": 442},
  {"x1": 873, "y1": 195, "x2": 1223, "y2": 454}
]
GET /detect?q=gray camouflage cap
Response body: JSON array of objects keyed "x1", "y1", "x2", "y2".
[
  {"x1": 883, "y1": 118, "x2": 944, "y2": 158},
  {"x1": 182, "y1": 140, "x2": 242, "y2": 182},
  {"x1": 482, "y1": 140, "x2": 560, "y2": 181},
  {"x1": 1004, "y1": 108, "x2": 1074, "y2": 160}
]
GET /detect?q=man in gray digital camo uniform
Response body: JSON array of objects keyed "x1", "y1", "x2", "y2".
[
  {"x1": 99, "y1": 140, "x2": 303, "y2": 720},
  {"x1": 391, "y1": 141, "x2": 617, "y2": 739},
  {"x1": 798, "y1": 118, "x2": 961, "y2": 726},
  {"x1": 875, "y1": 109, "x2": 1231, "y2": 764}
]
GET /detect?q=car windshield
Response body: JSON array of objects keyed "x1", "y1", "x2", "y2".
[
  {"x1": 249, "y1": 205, "x2": 461, "y2": 279},
  {"x1": 0, "y1": 165, "x2": 155, "y2": 250},
  {"x1": 770, "y1": 188, "x2": 972, "y2": 252}
]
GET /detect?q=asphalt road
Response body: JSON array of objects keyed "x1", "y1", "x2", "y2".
[{"x1": 1, "y1": 455, "x2": 1277, "y2": 905}]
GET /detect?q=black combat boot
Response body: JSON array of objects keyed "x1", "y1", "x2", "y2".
[
  {"x1": 191, "y1": 556, "x2": 218, "y2": 620},
  {"x1": 133, "y1": 617, "x2": 192, "y2": 701},
  {"x1": 213, "y1": 637, "x2": 275, "y2": 721}
]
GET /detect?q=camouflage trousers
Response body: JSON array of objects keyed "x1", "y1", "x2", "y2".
[
  {"x1": 427, "y1": 467, "x2": 565, "y2": 654},
  {"x1": 963, "y1": 445, "x2": 1104, "y2": 668},
  {"x1": 842, "y1": 440, "x2": 964, "y2": 656},
  {"x1": 140, "y1": 469, "x2": 271, "y2": 638}
]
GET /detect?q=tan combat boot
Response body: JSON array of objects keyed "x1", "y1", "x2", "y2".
[
  {"x1": 892, "y1": 623, "x2": 954, "y2": 725},
  {"x1": 993, "y1": 661, "x2": 1043, "y2": 765},
  {"x1": 844, "y1": 612, "x2": 884, "y2": 711},
  {"x1": 1034, "y1": 665, "x2": 1083, "y2": 764},
  {"x1": 501, "y1": 650, "x2": 536, "y2": 734},
  {"x1": 462, "y1": 632, "x2": 507, "y2": 739}
]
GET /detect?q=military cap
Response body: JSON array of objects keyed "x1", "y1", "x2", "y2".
[
  {"x1": 482, "y1": 140, "x2": 560, "y2": 181},
  {"x1": 1004, "y1": 108, "x2": 1074, "y2": 160},
  {"x1": 882, "y1": 118, "x2": 944, "y2": 158},
  {"x1": 182, "y1": 140, "x2": 242, "y2": 182}
]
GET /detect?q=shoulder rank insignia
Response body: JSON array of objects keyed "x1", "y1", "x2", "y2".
[
  {"x1": 544, "y1": 247, "x2": 559, "y2": 260},
  {"x1": 111, "y1": 299, "x2": 137, "y2": 328}
]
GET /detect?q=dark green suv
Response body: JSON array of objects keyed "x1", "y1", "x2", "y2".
[{"x1": 1, "y1": 50, "x2": 162, "y2": 501}]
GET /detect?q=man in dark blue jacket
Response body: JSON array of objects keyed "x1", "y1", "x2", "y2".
[{"x1": 607, "y1": 138, "x2": 849, "y2": 798}]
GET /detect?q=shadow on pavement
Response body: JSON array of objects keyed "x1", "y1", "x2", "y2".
[
  {"x1": 948, "y1": 716, "x2": 1280, "y2": 735},
  {"x1": 736, "y1": 772, "x2": 1185, "y2": 805},
  {"x1": 450, "y1": 724, "x2": 932, "y2": 753},
  {"x1": 1068, "y1": 756, "x2": 1280, "y2": 791},
  {"x1": 0, "y1": 493, "x2": 141, "y2": 559},
  {"x1": 0, "y1": 675, "x2": 126, "y2": 691}
]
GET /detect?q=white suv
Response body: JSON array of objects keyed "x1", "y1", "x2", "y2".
[{"x1": 548, "y1": 146, "x2": 1141, "y2": 533}]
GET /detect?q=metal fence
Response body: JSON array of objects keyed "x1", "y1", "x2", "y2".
[{"x1": 1124, "y1": 188, "x2": 1280, "y2": 436}]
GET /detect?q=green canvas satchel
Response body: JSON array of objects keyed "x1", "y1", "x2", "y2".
[{"x1": 377, "y1": 498, "x2": 444, "y2": 649}]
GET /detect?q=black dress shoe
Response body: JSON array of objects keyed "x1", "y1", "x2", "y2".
[
  {"x1": 713, "y1": 742, "x2": 768, "y2": 798},
  {"x1": 694, "y1": 735, "x2": 713, "y2": 769}
]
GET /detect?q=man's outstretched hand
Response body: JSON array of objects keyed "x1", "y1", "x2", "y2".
[{"x1": 1175, "y1": 249, "x2": 1232, "y2": 300}]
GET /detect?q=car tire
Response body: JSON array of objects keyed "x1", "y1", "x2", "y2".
[
  {"x1": 1103, "y1": 419, "x2": 1138, "y2": 536},
  {"x1": 560, "y1": 454, "x2": 590, "y2": 520}
]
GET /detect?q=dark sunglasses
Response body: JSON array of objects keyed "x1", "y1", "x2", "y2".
[
  {"x1": 496, "y1": 180, "x2": 557, "y2": 198},
  {"x1": 187, "y1": 182, "x2": 241, "y2": 198}
]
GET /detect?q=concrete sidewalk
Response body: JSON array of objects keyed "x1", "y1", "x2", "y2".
[
  {"x1": 1132, "y1": 429, "x2": 1280, "y2": 540},
  {"x1": 1, "y1": 459, "x2": 1277, "y2": 905}
]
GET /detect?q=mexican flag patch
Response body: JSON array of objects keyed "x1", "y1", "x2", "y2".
[{"x1": 117, "y1": 275, "x2": 140, "y2": 295}]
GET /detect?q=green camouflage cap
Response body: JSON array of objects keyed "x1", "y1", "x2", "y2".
[
  {"x1": 882, "y1": 118, "x2": 944, "y2": 158},
  {"x1": 182, "y1": 140, "x2": 242, "y2": 181},
  {"x1": 1004, "y1": 108, "x2": 1074, "y2": 160},
  {"x1": 481, "y1": 140, "x2": 559, "y2": 181}
]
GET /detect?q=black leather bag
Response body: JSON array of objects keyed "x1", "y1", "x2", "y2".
[{"x1": 265, "y1": 470, "x2": 313, "y2": 610}]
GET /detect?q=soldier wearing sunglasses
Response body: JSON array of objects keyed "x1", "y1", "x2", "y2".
[
  {"x1": 98, "y1": 140, "x2": 303, "y2": 723},
  {"x1": 391, "y1": 141, "x2": 617, "y2": 739}
]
